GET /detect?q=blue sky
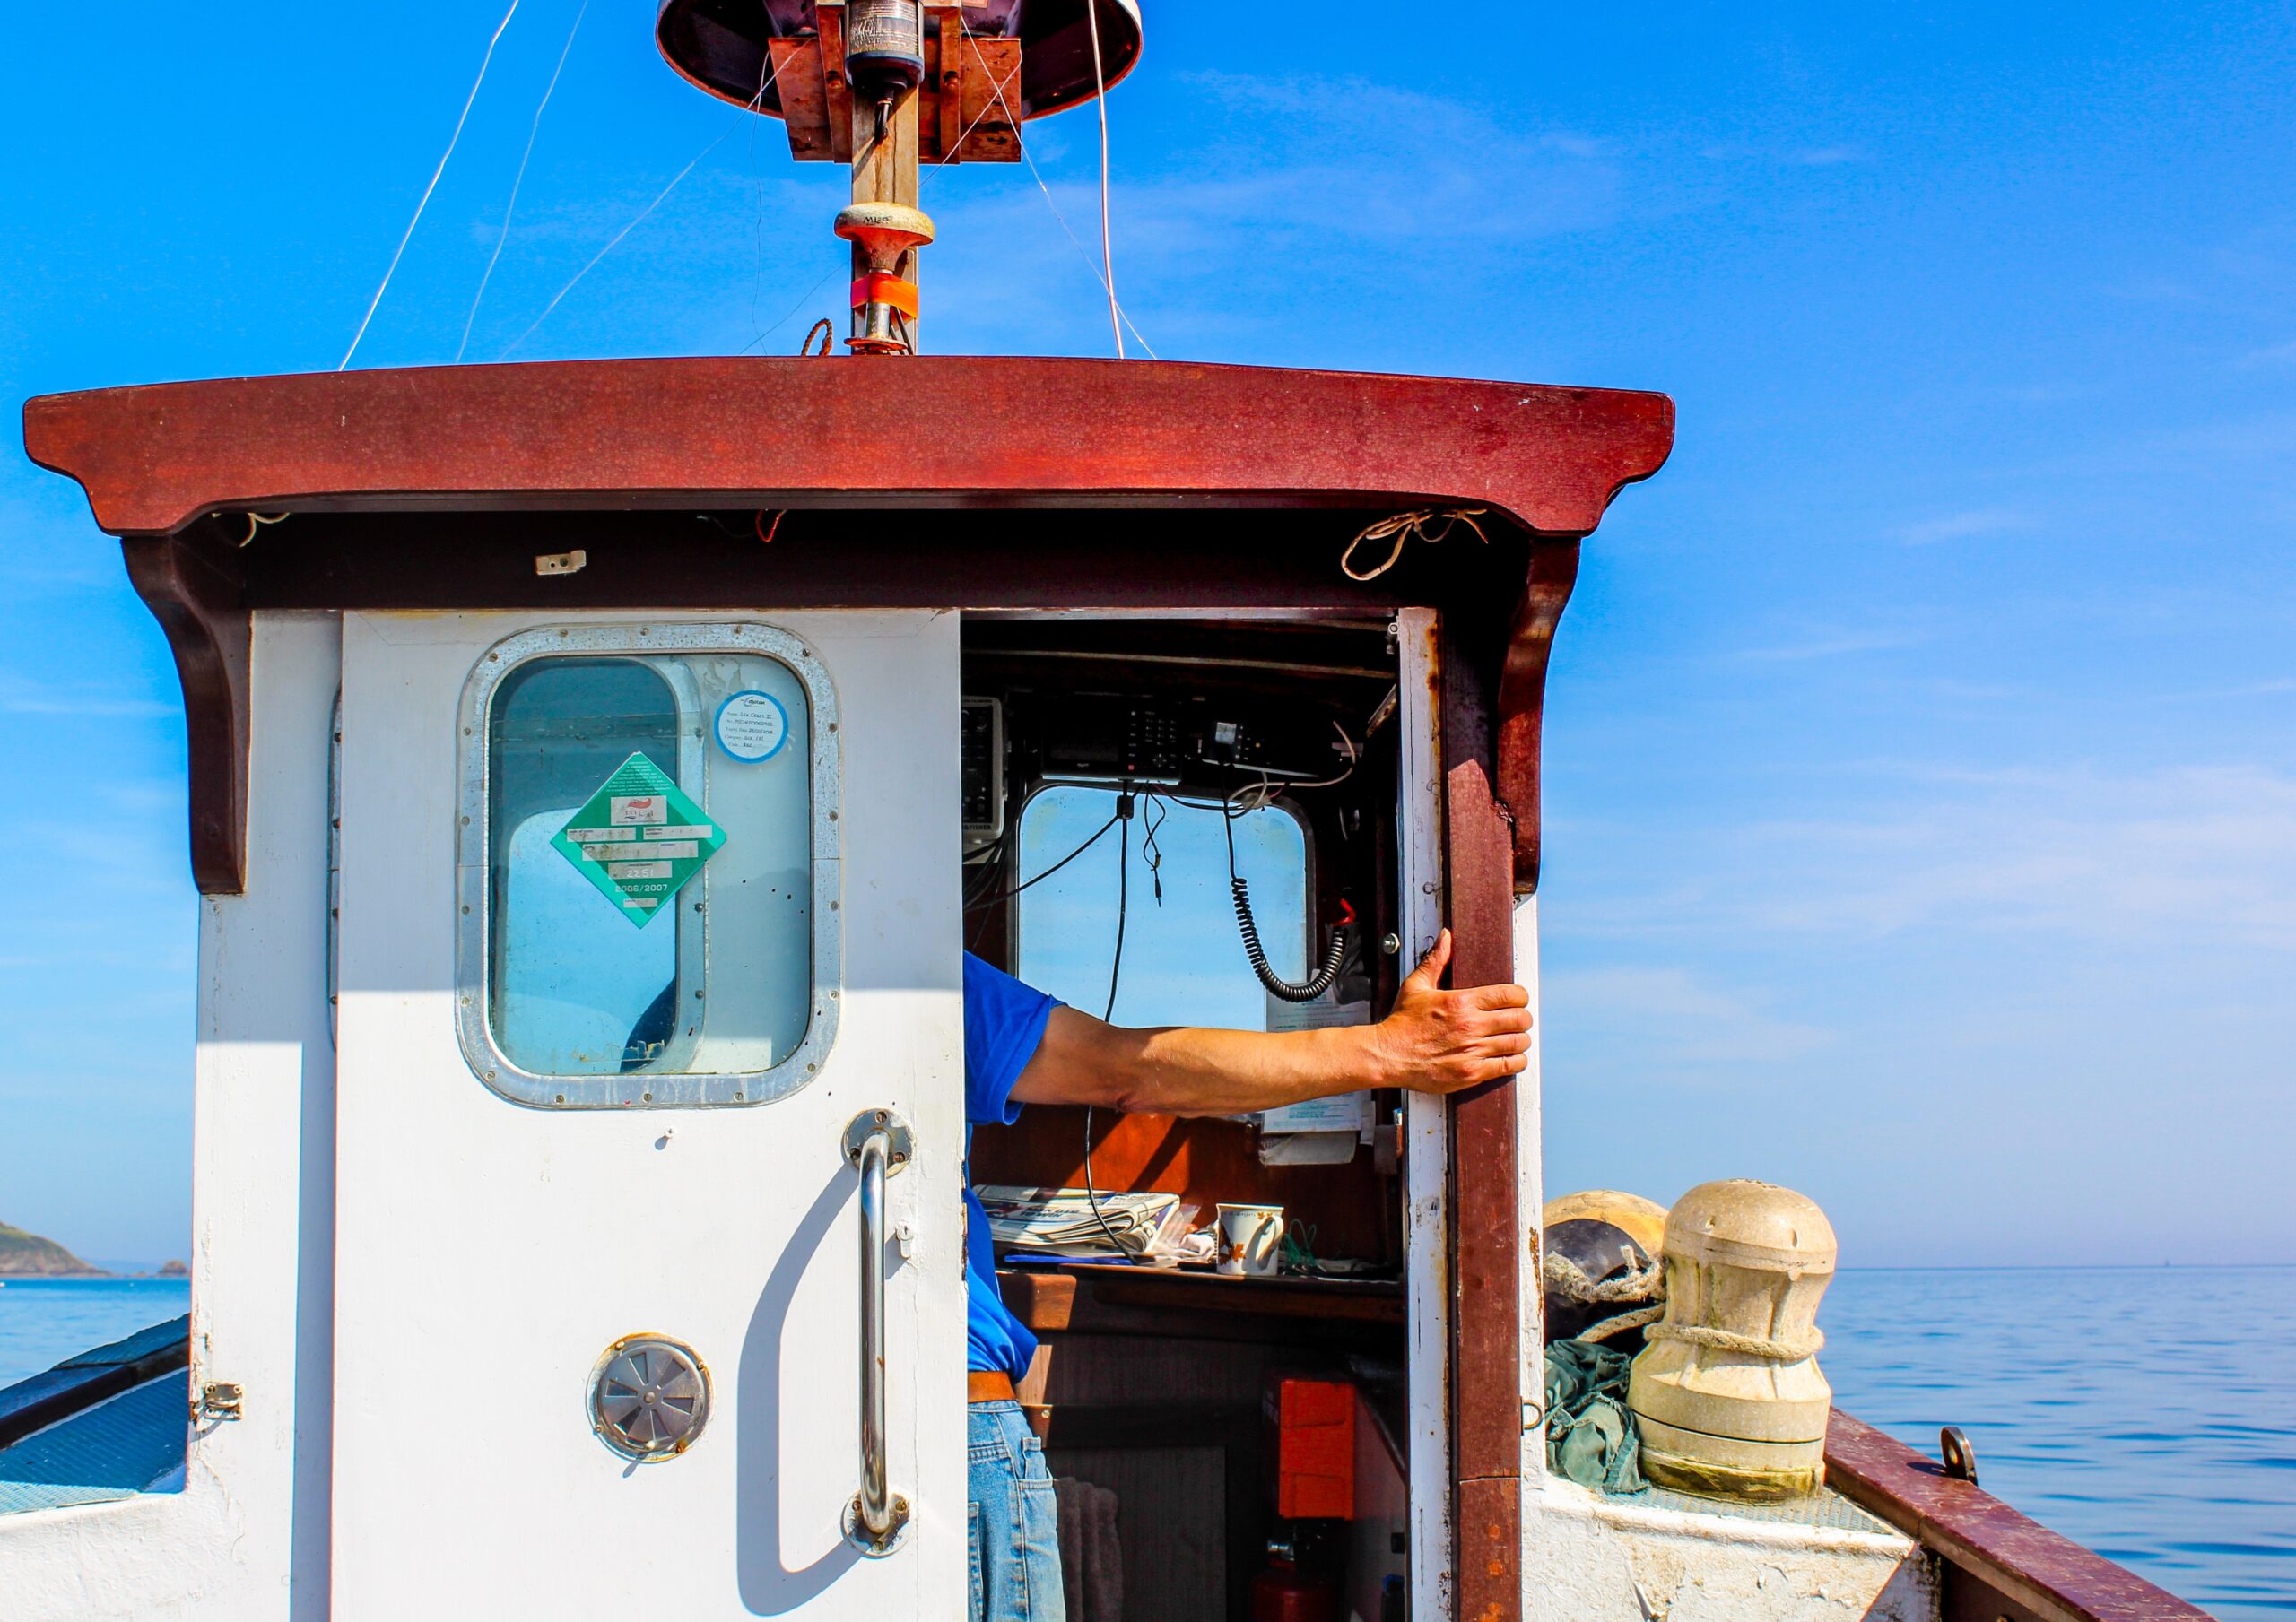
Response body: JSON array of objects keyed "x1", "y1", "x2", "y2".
[{"x1": 1, "y1": 3, "x2": 2290, "y2": 1265}]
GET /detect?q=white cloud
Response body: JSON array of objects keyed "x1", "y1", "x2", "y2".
[
  {"x1": 1543, "y1": 965, "x2": 1831, "y2": 1068},
  {"x1": 1736, "y1": 626, "x2": 1930, "y2": 662},
  {"x1": 2160, "y1": 678, "x2": 2296, "y2": 700},
  {"x1": 1561, "y1": 762, "x2": 2296, "y2": 958},
  {"x1": 1894, "y1": 507, "x2": 2033, "y2": 545},
  {"x1": 1997, "y1": 383, "x2": 2087, "y2": 404},
  {"x1": 1099, "y1": 72, "x2": 1624, "y2": 254},
  {"x1": 1700, "y1": 143, "x2": 1870, "y2": 167},
  {"x1": 1740, "y1": 764, "x2": 2296, "y2": 950},
  {"x1": 0, "y1": 675, "x2": 174, "y2": 718}
]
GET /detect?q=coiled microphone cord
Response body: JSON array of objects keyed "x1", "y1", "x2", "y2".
[
  {"x1": 1223, "y1": 793, "x2": 1350, "y2": 1002},
  {"x1": 1231, "y1": 876, "x2": 1348, "y2": 1002}
]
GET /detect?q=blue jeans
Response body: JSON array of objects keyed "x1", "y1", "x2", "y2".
[{"x1": 968, "y1": 1401, "x2": 1066, "y2": 1622}]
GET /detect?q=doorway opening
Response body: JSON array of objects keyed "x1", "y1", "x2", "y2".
[{"x1": 963, "y1": 615, "x2": 1413, "y2": 1622}]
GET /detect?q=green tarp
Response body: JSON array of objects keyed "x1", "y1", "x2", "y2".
[{"x1": 1544, "y1": 1339, "x2": 1648, "y2": 1494}]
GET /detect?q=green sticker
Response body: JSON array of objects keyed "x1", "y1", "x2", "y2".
[{"x1": 552, "y1": 752, "x2": 725, "y2": 927}]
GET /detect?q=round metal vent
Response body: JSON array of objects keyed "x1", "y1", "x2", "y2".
[{"x1": 588, "y1": 1334, "x2": 711, "y2": 1462}]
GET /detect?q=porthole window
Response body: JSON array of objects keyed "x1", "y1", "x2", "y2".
[{"x1": 455, "y1": 624, "x2": 839, "y2": 1107}]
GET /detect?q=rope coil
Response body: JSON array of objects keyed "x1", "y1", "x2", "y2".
[
  {"x1": 1340, "y1": 507, "x2": 1491, "y2": 582},
  {"x1": 1644, "y1": 1319, "x2": 1825, "y2": 1363},
  {"x1": 1546, "y1": 1248, "x2": 1669, "y2": 1346},
  {"x1": 1575, "y1": 1303, "x2": 1665, "y2": 1345},
  {"x1": 1544, "y1": 1251, "x2": 1664, "y2": 1307}
]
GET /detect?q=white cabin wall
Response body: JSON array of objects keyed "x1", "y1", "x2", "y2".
[
  {"x1": 190, "y1": 608, "x2": 342, "y2": 1618},
  {"x1": 0, "y1": 610, "x2": 342, "y2": 1620}
]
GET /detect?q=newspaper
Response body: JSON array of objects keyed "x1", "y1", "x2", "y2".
[{"x1": 976, "y1": 1184, "x2": 1189, "y2": 1258}]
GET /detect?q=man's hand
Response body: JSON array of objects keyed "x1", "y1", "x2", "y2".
[{"x1": 1368, "y1": 930, "x2": 1533, "y2": 1094}]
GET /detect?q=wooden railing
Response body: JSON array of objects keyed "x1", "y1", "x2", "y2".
[{"x1": 1825, "y1": 1411, "x2": 2213, "y2": 1622}]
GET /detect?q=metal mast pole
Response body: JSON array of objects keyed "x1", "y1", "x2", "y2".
[{"x1": 836, "y1": 2, "x2": 934, "y2": 354}]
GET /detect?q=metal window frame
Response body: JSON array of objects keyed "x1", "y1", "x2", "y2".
[{"x1": 454, "y1": 620, "x2": 843, "y2": 1109}]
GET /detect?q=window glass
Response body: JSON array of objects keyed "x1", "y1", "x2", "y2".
[
  {"x1": 485, "y1": 653, "x2": 813, "y2": 1079},
  {"x1": 1015, "y1": 786, "x2": 1308, "y2": 1030}
]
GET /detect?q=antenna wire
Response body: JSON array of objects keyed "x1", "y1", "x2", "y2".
[
  {"x1": 458, "y1": 0, "x2": 589, "y2": 362},
  {"x1": 340, "y1": 0, "x2": 523, "y2": 370},
  {"x1": 1085, "y1": 0, "x2": 1123, "y2": 358}
]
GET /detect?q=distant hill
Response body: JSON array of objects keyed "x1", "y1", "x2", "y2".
[{"x1": 0, "y1": 1221, "x2": 106, "y2": 1276}]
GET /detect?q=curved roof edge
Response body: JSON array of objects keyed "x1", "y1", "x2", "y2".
[{"x1": 22, "y1": 356, "x2": 1673, "y2": 539}]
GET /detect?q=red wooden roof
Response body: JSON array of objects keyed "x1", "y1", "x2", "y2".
[
  {"x1": 17, "y1": 355, "x2": 1671, "y2": 898},
  {"x1": 23, "y1": 356, "x2": 1672, "y2": 537}
]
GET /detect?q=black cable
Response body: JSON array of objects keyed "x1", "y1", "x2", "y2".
[
  {"x1": 1082, "y1": 794, "x2": 1142, "y2": 1263},
  {"x1": 1104, "y1": 800, "x2": 1131, "y2": 1023},
  {"x1": 1141, "y1": 794, "x2": 1167, "y2": 905},
  {"x1": 962, "y1": 842, "x2": 1007, "y2": 906},
  {"x1": 963, "y1": 809, "x2": 1121, "y2": 911},
  {"x1": 963, "y1": 849, "x2": 1006, "y2": 954},
  {"x1": 1224, "y1": 794, "x2": 1349, "y2": 1002}
]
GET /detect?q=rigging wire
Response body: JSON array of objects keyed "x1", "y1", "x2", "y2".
[
  {"x1": 340, "y1": 0, "x2": 523, "y2": 370},
  {"x1": 498, "y1": 48, "x2": 786, "y2": 360},
  {"x1": 737, "y1": 268, "x2": 840, "y2": 355},
  {"x1": 967, "y1": 34, "x2": 1158, "y2": 358},
  {"x1": 494, "y1": 130, "x2": 731, "y2": 359},
  {"x1": 747, "y1": 25, "x2": 775, "y2": 347},
  {"x1": 1084, "y1": 0, "x2": 1124, "y2": 358},
  {"x1": 457, "y1": 0, "x2": 590, "y2": 363},
  {"x1": 922, "y1": 34, "x2": 1025, "y2": 191}
]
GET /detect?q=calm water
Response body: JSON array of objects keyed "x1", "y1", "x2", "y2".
[
  {"x1": 2, "y1": 1270, "x2": 2286, "y2": 1614},
  {"x1": 1822, "y1": 1267, "x2": 2294, "y2": 1620},
  {"x1": 0, "y1": 1278, "x2": 190, "y2": 1390}
]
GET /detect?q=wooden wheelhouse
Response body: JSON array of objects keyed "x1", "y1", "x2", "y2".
[{"x1": 11, "y1": 357, "x2": 2209, "y2": 1622}]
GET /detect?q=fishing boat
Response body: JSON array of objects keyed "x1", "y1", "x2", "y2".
[{"x1": 0, "y1": 6, "x2": 2213, "y2": 1620}]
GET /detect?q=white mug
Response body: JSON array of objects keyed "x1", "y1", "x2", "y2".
[{"x1": 1215, "y1": 1203, "x2": 1286, "y2": 1277}]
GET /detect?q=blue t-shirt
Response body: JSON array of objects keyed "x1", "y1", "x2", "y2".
[{"x1": 963, "y1": 952, "x2": 1061, "y2": 1378}]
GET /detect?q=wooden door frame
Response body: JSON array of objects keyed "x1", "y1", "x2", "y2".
[{"x1": 1433, "y1": 537, "x2": 1580, "y2": 1622}]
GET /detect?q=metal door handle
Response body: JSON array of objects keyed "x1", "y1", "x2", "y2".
[{"x1": 842, "y1": 1109, "x2": 913, "y2": 1555}]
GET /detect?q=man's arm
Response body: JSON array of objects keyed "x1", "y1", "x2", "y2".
[{"x1": 1008, "y1": 929, "x2": 1531, "y2": 1115}]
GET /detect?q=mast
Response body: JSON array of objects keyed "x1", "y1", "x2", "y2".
[
  {"x1": 654, "y1": 0, "x2": 1144, "y2": 354},
  {"x1": 836, "y1": 3, "x2": 932, "y2": 353}
]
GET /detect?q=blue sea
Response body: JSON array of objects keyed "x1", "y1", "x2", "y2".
[
  {"x1": 3, "y1": 1269, "x2": 2287, "y2": 1615},
  {"x1": 1822, "y1": 1268, "x2": 2292, "y2": 1620},
  {"x1": 0, "y1": 1277, "x2": 191, "y2": 1389}
]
